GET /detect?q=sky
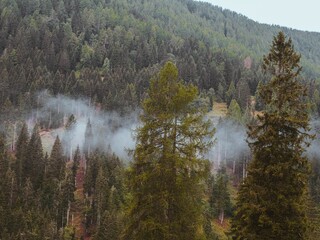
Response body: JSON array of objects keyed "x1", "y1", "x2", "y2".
[{"x1": 197, "y1": 0, "x2": 320, "y2": 33}]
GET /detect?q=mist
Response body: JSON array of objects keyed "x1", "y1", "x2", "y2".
[
  {"x1": 208, "y1": 119, "x2": 250, "y2": 171},
  {"x1": 28, "y1": 92, "x2": 320, "y2": 165},
  {"x1": 29, "y1": 91, "x2": 138, "y2": 161},
  {"x1": 31, "y1": 92, "x2": 252, "y2": 163},
  {"x1": 208, "y1": 118, "x2": 320, "y2": 171},
  {"x1": 305, "y1": 119, "x2": 320, "y2": 159}
]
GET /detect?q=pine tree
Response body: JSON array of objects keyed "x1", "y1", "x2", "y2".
[
  {"x1": 27, "y1": 124, "x2": 44, "y2": 189},
  {"x1": 227, "y1": 99, "x2": 242, "y2": 123},
  {"x1": 71, "y1": 145, "x2": 81, "y2": 188},
  {"x1": 95, "y1": 210, "x2": 122, "y2": 240},
  {"x1": 211, "y1": 166, "x2": 232, "y2": 225},
  {"x1": 63, "y1": 114, "x2": 76, "y2": 160},
  {"x1": 235, "y1": 77, "x2": 251, "y2": 110},
  {"x1": 231, "y1": 32, "x2": 312, "y2": 239},
  {"x1": 123, "y1": 61, "x2": 214, "y2": 240},
  {"x1": 58, "y1": 169, "x2": 75, "y2": 228},
  {"x1": 15, "y1": 122, "x2": 29, "y2": 188},
  {"x1": 48, "y1": 136, "x2": 65, "y2": 181},
  {"x1": 310, "y1": 156, "x2": 320, "y2": 203},
  {"x1": 0, "y1": 134, "x2": 9, "y2": 180},
  {"x1": 95, "y1": 166, "x2": 109, "y2": 228},
  {"x1": 84, "y1": 118, "x2": 93, "y2": 157},
  {"x1": 226, "y1": 81, "x2": 236, "y2": 105},
  {"x1": 0, "y1": 134, "x2": 9, "y2": 236}
]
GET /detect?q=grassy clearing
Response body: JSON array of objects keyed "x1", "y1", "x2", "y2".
[{"x1": 208, "y1": 102, "x2": 228, "y2": 118}]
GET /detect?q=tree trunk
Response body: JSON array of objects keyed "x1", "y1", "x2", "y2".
[{"x1": 219, "y1": 209, "x2": 224, "y2": 225}]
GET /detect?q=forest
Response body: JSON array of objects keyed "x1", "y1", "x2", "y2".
[{"x1": 1, "y1": 0, "x2": 320, "y2": 239}]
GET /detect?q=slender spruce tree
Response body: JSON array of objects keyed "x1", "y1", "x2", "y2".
[
  {"x1": 48, "y1": 136, "x2": 65, "y2": 181},
  {"x1": 28, "y1": 124, "x2": 44, "y2": 189},
  {"x1": 231, "y1": 32, "x2": 312, "y2": 239},
  {"x1": 15, "y1": 122, "x2": 29, "y2": 188},
  {"x1": 72, "y1": 145, "x2": 81, "y2": 187},
  {"x1": 84, "y1": 118, "x2": 93, "y2": 157},
  {"x1": 123, "y1": 61, "x2": 214, "y2": 240}
]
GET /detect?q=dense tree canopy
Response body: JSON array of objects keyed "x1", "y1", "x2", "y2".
[
  {"x1": 231, "y1": 32, "x2": 312, "y2": 240},
  {"x1": 1, "y1": 0, "x2": 320, "y2": 239},
  {"x1": 1, "y1": 0, "x2": 320, "y2": 121},
  {"x1": 123, "y1": 61, "x2": 214, "y2": 239}
]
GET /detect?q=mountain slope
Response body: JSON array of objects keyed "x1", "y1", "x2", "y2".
[{"x1": 0, "y1": 0, "x2": 320, "y2": 117}]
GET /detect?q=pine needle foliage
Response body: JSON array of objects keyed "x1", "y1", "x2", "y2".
[
  {"x1": 123, "y1": 61, "x2": 214, "y2": 240},
  {"x1": 231, "y1": 32, "x2": 312, "y2": 240}
]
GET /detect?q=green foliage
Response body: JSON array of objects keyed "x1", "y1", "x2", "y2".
[
  {"x1": 72, "y1": 146, "x2": 81, "y2": 187},
  {"x1": 123, "y1": 61, "x2": 214, "y2": 239},
  {"x1": 1, "y1": 0, "x2": 320, "y2": 238},
  {"x1": 227, "y1": 99, "x2": 242, "y2": 123},
  {"x1": 1, "y1": 0, "x2": 319, "y2": 116},
  {"x1": 210, "y1": 166, "x2": 233, "y2": 224},
  {"x1": 47, "y1": 136, "x2": 65, "y2": 180},
  {"x1": 63, "y1": 226, "x2": 76, "y2": 240},
  {"x1": 15, "y1": 122, "x2": 29, "y2": 188},
  {"x1": 310, "y1": 157, "x2": 320, "y2": 203},
  {"x1": 94, "y1": 210, "x2": 123, "y2": 240},
  {"x1": 83, "y1": 151, "x2": 125, "y2": 238},
  {"x1": 235, "y1": 78, "x2": 251, "y2": 111},
  {"x1": 226, "y1": 81, "x2": 236, "y2": 105},
  {"x1": 27, "y1": 124, "x2": 44, "y2": 189},
  {"x1": 231, "y1": 32, "x2": 312, "y2": 240},
  {"x1": 0, "y1": 128, "x2": 69, "y2": 239}
]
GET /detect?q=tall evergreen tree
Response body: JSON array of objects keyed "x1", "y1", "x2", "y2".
[
  {"x1": 0, "y1": 134, "x2": 9, "y2": 235},
  {"x1": 27, "y1": 124, "x2": 44, "y2": 189},
  {"x1": 123, "y1": 61, "x2": 214, "y2": 240},
  {"x1": 211, "y1": 166, "x2": 232, "y2": 225},
  {"x1": 47, "y1": 136, "x2": 65, "y2": 181},
  {"x1": 0, "y1": 134, "x2": 8, "y2": 180},
  {"x1": 72, "y1": 145, "x2": 81, "y2": 187},
  {"x1": 227, "y1": 99, "x2": 242, "y2": 124},
  {"x1": 84, "y1": 118, "x2": 93, "y2": 157},
  {"x1": 63, "y1": 114, "x2": 76, "y2": 159},
  {"x1": 231, "y1": 32, "x2": 312, "y2": 239},
  {"x1": 15, "y1": 122, "x2": 29, "y2": 188},
  {"x1": 95, "y1": 210, "x2": 122, "y2": 240}
]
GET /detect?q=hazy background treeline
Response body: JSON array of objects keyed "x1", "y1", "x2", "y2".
[
  {"x1": 2, "y1": 0, "x2": 320, "y2": 239},
  {"x1": 1, "y1": 0, "x2": 320, "y2": 120}
]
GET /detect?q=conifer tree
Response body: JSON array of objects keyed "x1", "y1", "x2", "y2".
[
  {"x1": 227, "y1": 99, "x2": 242, "y2": 123},
  {"x1": 58, "y1": 169, "x2": 75, "y2": 228},
  {"x1": 27, "y1": 124, "x2": 44, "y2": 189},
  {"x1": 95, "y1": 210, "x2": 122, "y2": 240},
  {"x1": 71, "y1": 145, "x2": 81, "y2": 187},
  {"x1": 226, "y1": 81, "x2": 236, "y2": 105},
  {"x1": 63, "y1": 114, "x2": 76, "y2": 159},
  {"x1": 15, "y1": 122, "x2": 29, "y2": 188},
  {"x1": 48, "y1": 136, "x2": 65, "y2": 180},
  {"x1": 211, "y1": 166, "x2": 232, "y2": 225},
  {"x1": 123, "y1": 61, "x2": 214, "y2": 239},
  {"x1": 84, "y1": 118, "x2": 93, "y2": 157},
  {"x1": 95, "y1": 166, "x2": 109, "y2": 228},
  {"x1": 231, "y1": 32, "x2": 312, "y2": 239},
  {"x1": 0, "y1": 134, "x2": 9, "y2": 235}
]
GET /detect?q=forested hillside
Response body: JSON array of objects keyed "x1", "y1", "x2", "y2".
[
  {"x1": 2, "y1": 0, "x2": 320, "y2": 239},
  {"x1": 1, "y1": 0, "x2": 320, "y2": 119}
]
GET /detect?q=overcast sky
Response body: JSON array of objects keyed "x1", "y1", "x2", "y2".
[{"x1": 197, "y1": 0, "x2": 320, "y2": 33}]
